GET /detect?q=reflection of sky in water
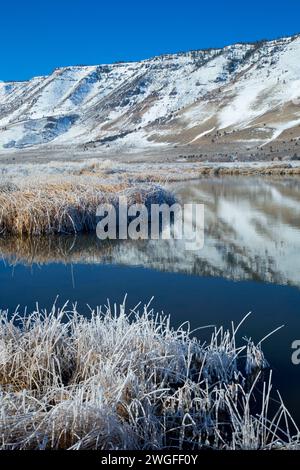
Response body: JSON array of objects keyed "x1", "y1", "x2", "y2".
[
  {"x1": 2, "y1": 176, "x2": 299, "y2": 286},
  {"x1": 0, "y1": 176, "x2": 300, "y2": 424}
]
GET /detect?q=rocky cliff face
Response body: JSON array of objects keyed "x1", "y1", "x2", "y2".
[{"x1": 0, "y1": 34, "x2": 300, "y2": 153}]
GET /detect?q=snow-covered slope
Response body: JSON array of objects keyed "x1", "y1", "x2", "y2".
[{"x1": 0, "y1": 34, "x2": 300, "y2": 151}]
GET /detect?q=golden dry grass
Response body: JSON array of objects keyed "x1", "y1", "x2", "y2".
[{"x1": 0, "y1": 180, "x2": 173, "y2": 236}]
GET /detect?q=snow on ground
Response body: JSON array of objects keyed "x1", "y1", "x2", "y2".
[
  {"x1": 0, "y1": 35, "x2": 300, "y2": 151},
  {"x1": 189, "y1": 127, "x2": 215, "y2": 143},
  {"x1": 261, "y1": 117, "x2": 300, "y2": 146}
]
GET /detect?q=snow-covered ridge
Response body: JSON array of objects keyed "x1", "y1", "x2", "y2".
[{"x1": 0, "y1": 34, "x2": 300, "y2": 151}]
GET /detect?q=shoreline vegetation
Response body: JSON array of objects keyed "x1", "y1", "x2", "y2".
[
  {"x1": 0, "y1": 300, "x2": 298, "y2": 450},
  {"x1": 0, "y1": 160, "x2": 300, "y2": 450},
  {"x1": 1, "y1": 158, "x2": 300, "y2": 235},
  {"x1": 0, "y1": 182, "x2": 174, "y2": 236}
]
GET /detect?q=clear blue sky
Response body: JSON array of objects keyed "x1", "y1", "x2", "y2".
[{"x1": 1, "y1": 0, "x2": 299, "y2": 81}]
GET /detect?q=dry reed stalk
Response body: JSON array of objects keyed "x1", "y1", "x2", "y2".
[
  {"x1": 0, "y1": 182, "x2": 174, "y2": 236},
  {"x1": 0, "y1": 300, "x2": 298, "y2": 450}
]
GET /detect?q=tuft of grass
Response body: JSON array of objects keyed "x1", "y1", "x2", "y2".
[
  {"x1": 0, "y1": 182, "x2": 174, "y2": 236},
  {"x1": 0, "y1": 300, "x2": 298, "y2": 450}
]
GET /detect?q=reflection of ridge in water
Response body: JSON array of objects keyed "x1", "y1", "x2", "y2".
[
  {"x1": 1, "y1": 176, "x2": 300, "y2": 287},
  {"x1": 0, "y1": 234, "x2": 299, "y2": 288}
]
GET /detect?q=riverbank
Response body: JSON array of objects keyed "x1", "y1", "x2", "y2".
[
  {"x1": 1, "y1": 158, "x2": 300, "y2": 235},
  {"x1": 0, "y1": 167, "x2": 174, "y2": 235}
]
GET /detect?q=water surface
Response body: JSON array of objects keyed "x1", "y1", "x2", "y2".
[{"x1": 1, "y1": 176, "x2": 300, "y2": 423}]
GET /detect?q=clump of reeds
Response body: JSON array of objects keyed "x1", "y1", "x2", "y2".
[
  {"x1": 0, "y1": 299, "x2": 298, "y2": 450},
  {"x1": 0, "y1": 181, "x2": 174, "y2": 236}
]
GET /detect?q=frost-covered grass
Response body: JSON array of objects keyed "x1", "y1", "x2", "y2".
[
  {"x1": 0, "y1": 179, "x2": 173, "y2": 236},
  {"x1": 0, "y1": 300, "x2": 298, "y2": 450},
  {"x1": 0, "y1": 158, "x2": 179, "y2": 236}
]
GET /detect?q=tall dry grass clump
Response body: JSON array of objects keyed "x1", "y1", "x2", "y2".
[
  {"x1": 0, "y1": 181, "x2": 174, "y2": 236},
  {"x1": 0, "y1": 299, "x2": 298, "y2": 450}
]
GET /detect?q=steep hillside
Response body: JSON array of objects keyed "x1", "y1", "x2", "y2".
[{"x1": 0, "y1": 34, "x2": 300, "y2": 155}]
